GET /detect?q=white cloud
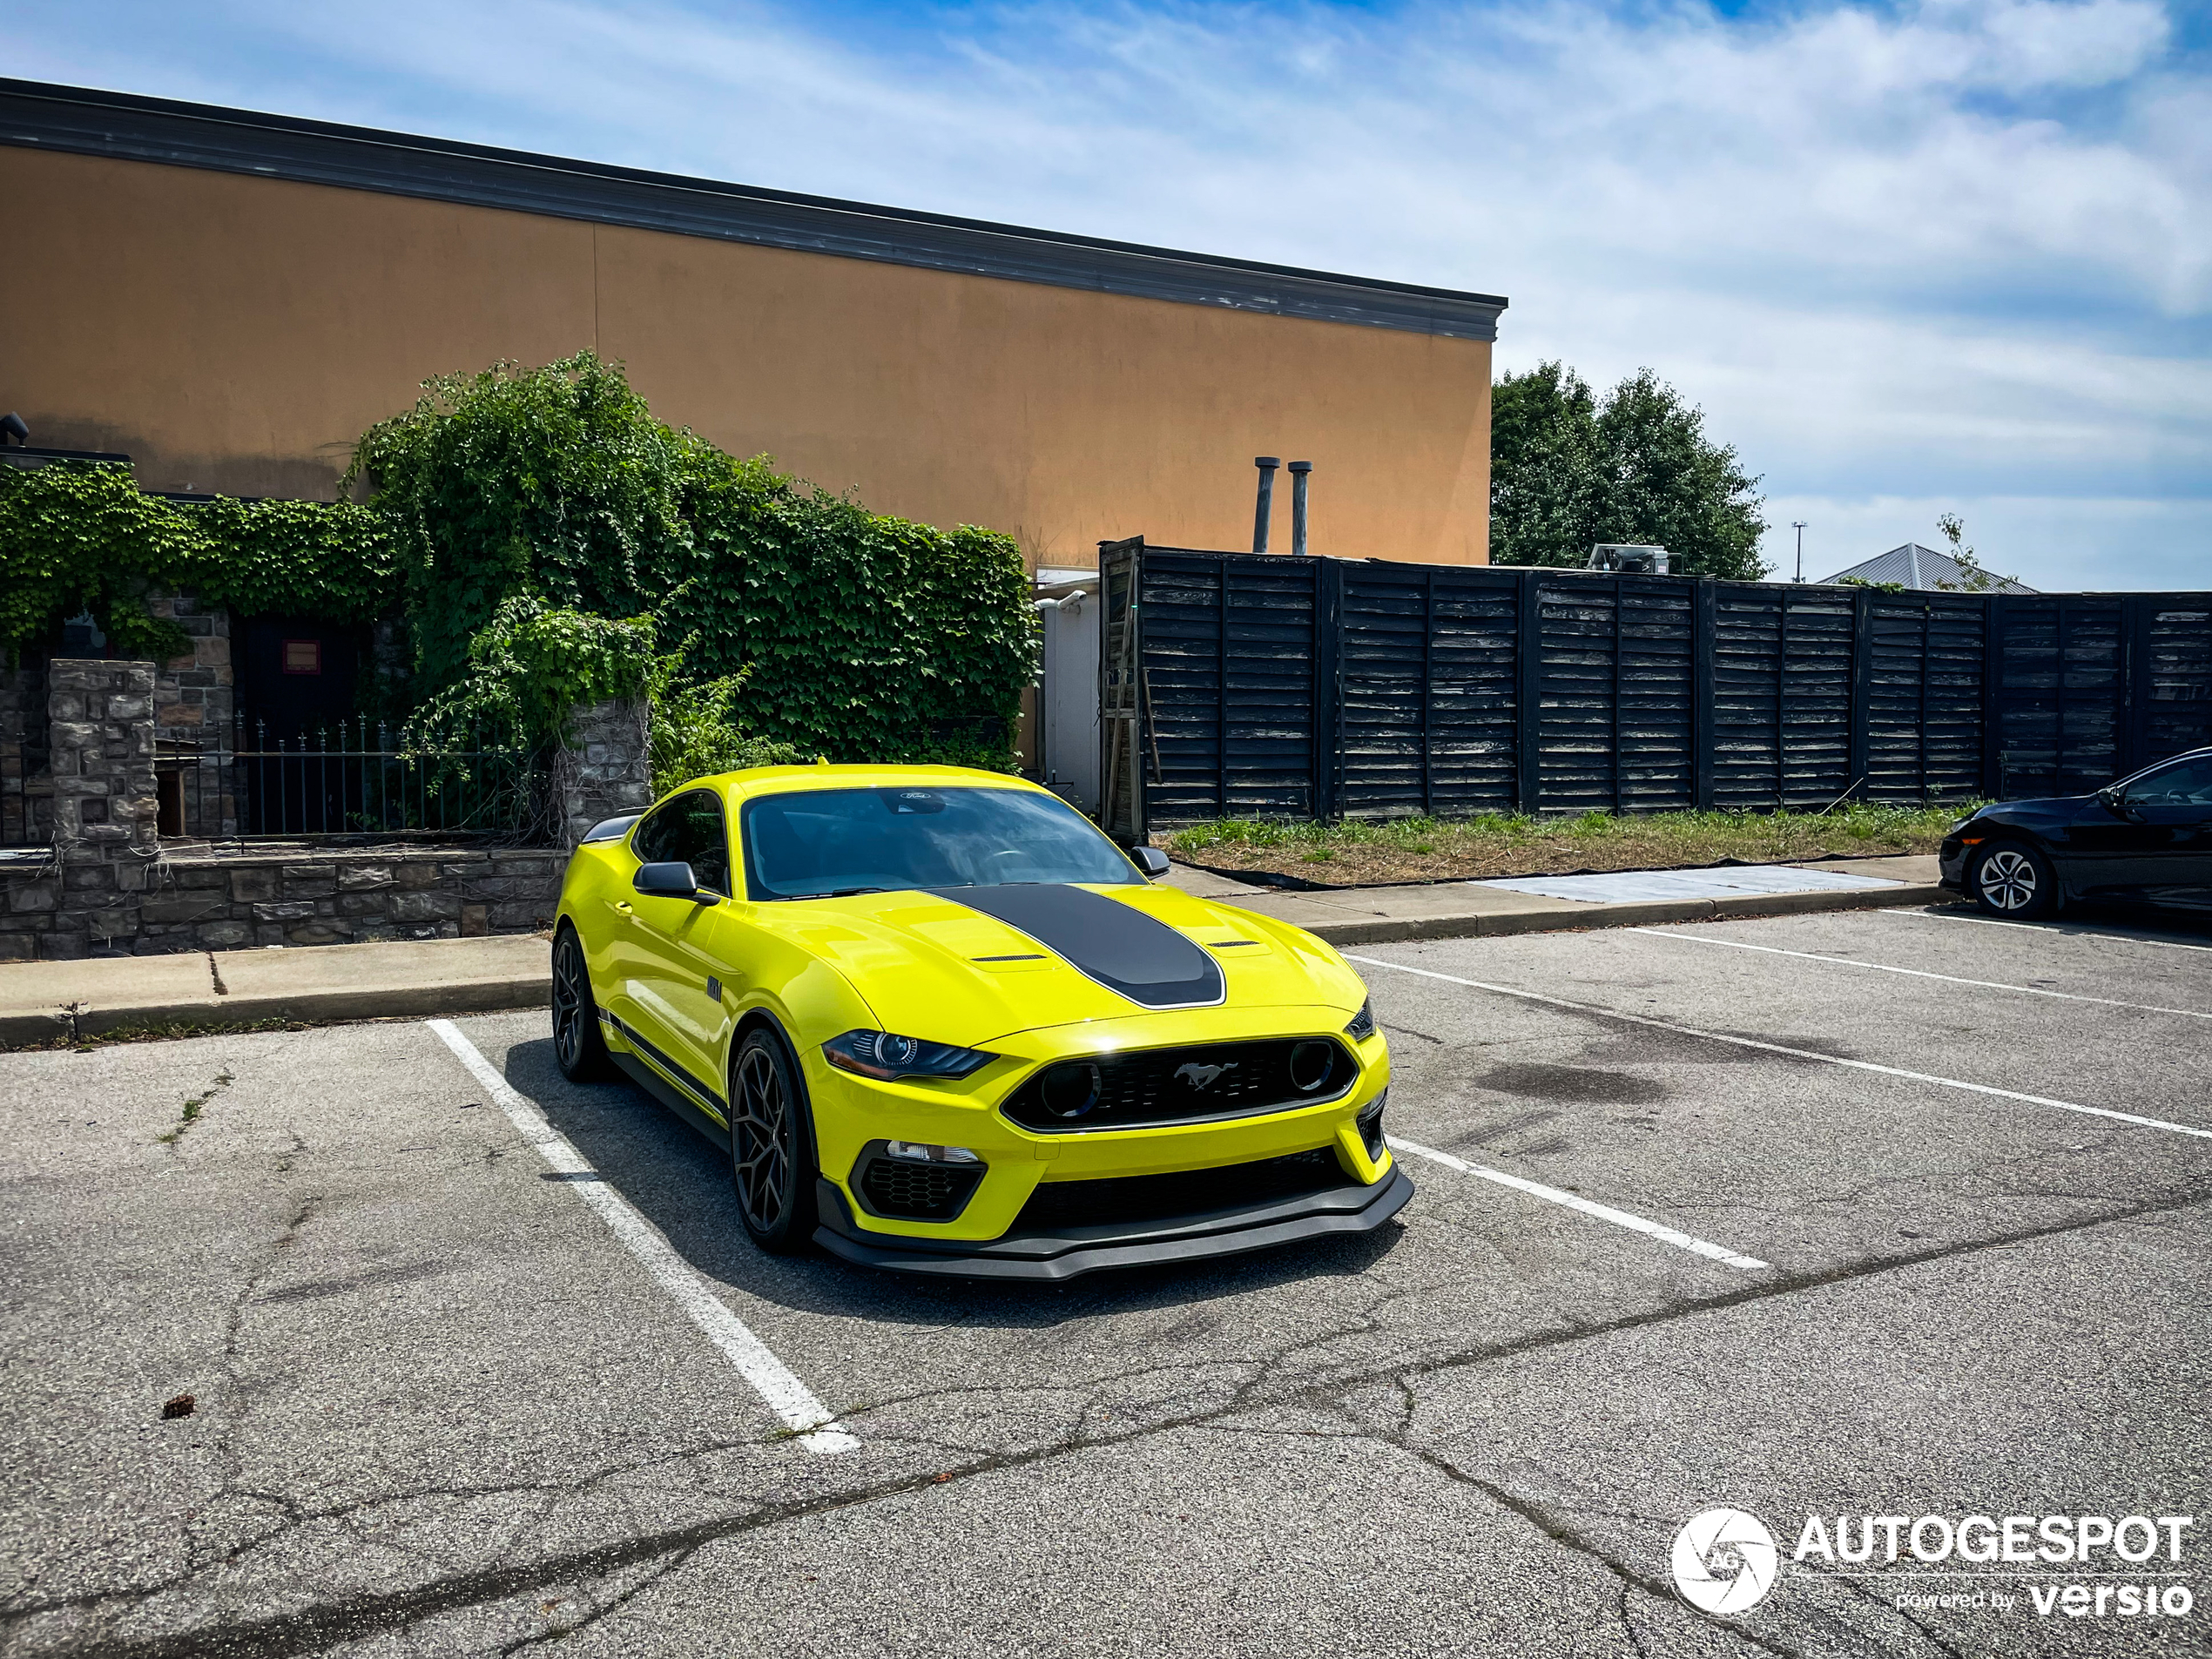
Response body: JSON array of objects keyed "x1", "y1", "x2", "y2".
[{"x1": 8, "y1": 0, "x2": 2209, "y2": 587}]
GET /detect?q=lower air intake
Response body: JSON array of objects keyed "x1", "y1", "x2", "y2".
[
  {"x1": 1015, "y1": 1149, "x2": 1348, "y2": 1231},
  {"x1": 860, "y1": 1156, "x2": 984, "y2": 1222}
]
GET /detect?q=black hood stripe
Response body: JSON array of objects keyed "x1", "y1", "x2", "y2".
[{"x1": 930, "y1": 884, "x2": 1224, "y2": 1010}]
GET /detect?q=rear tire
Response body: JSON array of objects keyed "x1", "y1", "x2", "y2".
[
  {"x1": 730, "y1": 1028, "x2": 819, "y2": 1255},
  {"x1": 1969, "y1": 840, "x2": 2058, "y2": 919},
  {"x1": 551, "y1": 925, "x2": 614, "y2": 1082}
]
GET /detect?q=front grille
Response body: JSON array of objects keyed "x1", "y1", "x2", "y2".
[
  {"x1": 859, "y1": 1156, "x2": 984, "y2": 1221},
  {"x1": 1002, "y1": 1037, "x2": 1356, "y2": 1133},
  {"x1": 1016, "y1": 1149, "x2": 1347, "y2": 1231}
]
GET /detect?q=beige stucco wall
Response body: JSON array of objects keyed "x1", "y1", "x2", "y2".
[{"x1": 1, "y1": 146, "x2": 1492, "y2": 565}]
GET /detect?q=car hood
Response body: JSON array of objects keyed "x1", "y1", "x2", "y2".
[
  {"x1": 1970, "y1": 794, "x2": 2095, "y2": 826},
  {"x1": 750, "y1": 883, "x2": 1366, "y2": 1048}
]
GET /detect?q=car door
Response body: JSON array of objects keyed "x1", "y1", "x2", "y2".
[
  {"x1": 2060, "y1": 794, "x2": 2159, "y2": 900},
  {"x1": 597, "y1": 796, "x2": 678, "y2": 1050},
  {"x1": 2116, "y1": 756, "x2": 2212, "y2": 908},
  {"x1": 626, "y1": 788, "x2": 740, "y2": 1123}
]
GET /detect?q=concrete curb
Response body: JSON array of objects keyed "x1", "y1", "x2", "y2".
[{"x1": 1279, "y1": 882, "x2": 1952, "y2": 948}]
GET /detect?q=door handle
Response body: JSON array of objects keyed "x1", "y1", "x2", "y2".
[{"x1": 616, "y1": 900, "x2": 634, "y2": 915}]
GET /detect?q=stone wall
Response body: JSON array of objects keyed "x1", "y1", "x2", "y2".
[
  {"x1": 553, "y1": 696, "x2": 652, "y2": 847},
  {"x1": 1, "y1": 844, "x2": 567, "y2": 961},
  {"x1": 0, "y1": 655, "x2": 585, "y2": 961}
]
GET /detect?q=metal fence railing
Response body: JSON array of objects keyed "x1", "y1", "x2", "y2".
[
  {"x1": 2, "y1": 693, "x2": 48, "y2": 848},
  {"x1": 171, "y1": 717, "x2": 543, "y2": 841}
]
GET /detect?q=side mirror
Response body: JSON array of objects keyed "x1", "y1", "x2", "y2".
[
  {"x1": 2095, "y1": 786, "x2": 2132, "y2": 818},
  {"x1": 635, "y1": 861, "x2": 716, "y2": 903},
  {"x1": 1131, "y1": 846, "x2": 1172, "y2": 880}
]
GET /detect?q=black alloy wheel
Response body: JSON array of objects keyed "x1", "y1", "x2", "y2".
[
  {"x1": 1970, "y1": 840, "x2": 2058, "y2": 919},
  {"x1": 731, "y1": 1028, "x2": 819, "y2": 1253},
  {"x1": 551, "y1": 927, "x2": 613, "y2": 1082}
]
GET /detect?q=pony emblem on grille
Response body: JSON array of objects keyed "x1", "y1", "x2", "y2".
[{"x1": 1173, "y1": 1061, "x2": 1239, "y2": 1092}]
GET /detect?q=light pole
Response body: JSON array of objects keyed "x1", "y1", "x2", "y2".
[{"x1": 1792, "y1": 521, "x2": 1807, "y2": 583}]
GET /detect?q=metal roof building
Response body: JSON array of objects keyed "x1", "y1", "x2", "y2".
[{"x1": 1817, "y1": 543, "x2": 2036, "y2": 593}]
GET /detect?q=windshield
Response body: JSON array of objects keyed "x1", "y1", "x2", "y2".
[{"x1": 739, "y1": 786, "x2": 1140, "y2": 900}]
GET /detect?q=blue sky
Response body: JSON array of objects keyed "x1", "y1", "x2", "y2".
[{"x1": 10, "y1": 0, "x2": 2209, "y2": 589}]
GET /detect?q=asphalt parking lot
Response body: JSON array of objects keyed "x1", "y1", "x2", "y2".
[{"x1": 4, "y1": 903, "x2": 2209, "y2": 1658}]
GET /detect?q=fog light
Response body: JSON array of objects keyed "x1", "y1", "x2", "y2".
[
  {"x1": 1290, "y1": 1040, "x2": 1337, "y2": 1093},
  {"x1": 1039, "y1": 1061, "x2": 1103, "y2": 1119},
  {"x1": 886, "y1": 1141, "x2": 981, "y2": 1163}
]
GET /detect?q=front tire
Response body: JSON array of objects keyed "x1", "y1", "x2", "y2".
[
  {"x1": 551, "y1": 925, "x2": 613, "y2": 1082},
  {"x1": 730, "y1": 1028, "x2": 819, "y2": 1254},
  {"x1": 1970, "y1": 840, "x2": 2058, "y2": 919}
]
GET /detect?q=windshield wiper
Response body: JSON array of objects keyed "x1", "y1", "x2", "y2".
[{"x1": 826, "y1": 886, "x2": 892, "y2": 897}]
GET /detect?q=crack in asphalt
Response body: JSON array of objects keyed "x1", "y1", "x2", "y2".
[
  {"x1": 14, "y1": 1182, "x2": 2209, "y2": 1659},
  {"x1": 497, "y1": 1547, "x2": 699, "y2": 1656}
]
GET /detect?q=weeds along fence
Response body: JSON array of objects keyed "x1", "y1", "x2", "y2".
[
  {"x1": 169, "y1": 716, "x2": 543, "y2": 840},
  {"x1": 1096, "y1": 538, "x2": 2212, "y2": 836}
]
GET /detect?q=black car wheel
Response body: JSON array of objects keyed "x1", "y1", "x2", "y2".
[
  {"x1": 731, "y1": 1028, "x2": 819, "y2": 1254},
  {"x1": 1970, "y1": 840, "x2": 2058, "y2": 919},
  {"x1": 551, "y1": 926, "x2": 613, "y2": 1082}
]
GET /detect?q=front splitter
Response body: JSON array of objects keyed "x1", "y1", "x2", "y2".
[{"x1": 812, "y1": 1164, "x2": 1414, "y2": 1282}]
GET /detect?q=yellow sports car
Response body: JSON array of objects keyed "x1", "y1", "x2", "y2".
[{"x1": 551, "y1": 765, "x2": 1408, "y2": 1279}]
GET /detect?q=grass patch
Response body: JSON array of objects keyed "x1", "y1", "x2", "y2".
[
  {"x1": 157, "y1": 1069, "x2": 237, "y2": 1144},
  {"x1": 1165, "y1": 801, "x2": 1969, "y2": 887}
]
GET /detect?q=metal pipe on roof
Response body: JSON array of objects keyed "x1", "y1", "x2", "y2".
[
  {"x1": 1287, "y1": 461, "x2": 1312, "y2": 556},
  {"x1": 1251, "y1": 457, "x2": 1280, "y2": 554}
]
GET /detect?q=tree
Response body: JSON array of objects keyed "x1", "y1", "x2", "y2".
[
  {"x1": 1490, "y1": 362, "x2": 1769, "y2": 579},
  {"x1": 1932, "y1": 512, "x2": 2018, "y2": 593}
]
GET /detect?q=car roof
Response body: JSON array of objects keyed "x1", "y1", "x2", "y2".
[{"x1": 704, "y1": 764, "x2": 1052, "y2": 804}]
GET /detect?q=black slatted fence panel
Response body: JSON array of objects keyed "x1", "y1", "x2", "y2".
[
  {"x1": 1994, "y1": 597, "x2": 2125, "y2": 797},
  {"x1": 1618, "y1": 578, "x2": 1696, "y2": 810},
  {"x1": 1777, "y1": 587, "x2": 1855, "y2": 806},
  {"x1": 1118, "y1": 543, "x2": 2212, "y2": 829},
  {"x1": 1138, "y1": 550, "x2": 1321, "y2": 821},
  {"x1": 1426, "y1": 572, "x2": 1521, "y2": 813},
  {"x1": 1710, "y1": 584, "x2": 1784, "y2": 809},
  {"x1": 2136, "y1": 597, "x2": 2212, "y2": 766},
  {"x1": 1338, "y1": 564, "x2": 1432, "y2": 817},
  {"x1": 1534, "y1": 577, "x2": 1620, "y2": 813}
]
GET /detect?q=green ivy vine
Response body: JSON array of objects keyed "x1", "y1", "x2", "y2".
[{"x1": 1, "y1": 353, "x2": 1037, "y2": 771}]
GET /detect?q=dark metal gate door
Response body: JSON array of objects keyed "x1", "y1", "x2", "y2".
[{"x1": 1097, "y1": 538, "x2": 1147, "y2": 842}]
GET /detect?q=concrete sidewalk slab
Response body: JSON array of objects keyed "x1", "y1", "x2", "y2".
[
  {"x1": 1163, "y1": 853, "x2": 1947, "y2": 948},
  {"x1": 0, "y1": 934, "x2": 550, "y2": 1047},
  {"x1": 1472, "y1": 862, "x2": 1902, "y2": 904},
  {"x1": 211, "y1": 935, "x2": 551, "y2": 1027}
]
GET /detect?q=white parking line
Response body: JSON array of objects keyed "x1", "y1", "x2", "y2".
[
  {"x1": 1883, "y1": 908, "x2": 2212, "y2": 955},
  {"x1": 428, "y1": 1020, "x2": 858, "y2": 1454},
  {"x1": 1627, "y1": 928, "x2": 2212, "y2": 1022},
  {"x1": 1345, "y1": 955, "x2": 2212, "y2": 1142},
  {"x1": 1387, "y1": 1136, "x2": 1770, "y2": 1271}
]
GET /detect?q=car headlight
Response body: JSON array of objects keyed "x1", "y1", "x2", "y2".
[
  {"x1": 823, "y1": 1030, "x2": 996, "y2": 1082},
  {"x1": 1946, "y1": 813, "x2": 1979, "y2": 834},
  {"x1": 1344, "y1": 999, "x2": 1377, "y2": 1042}
]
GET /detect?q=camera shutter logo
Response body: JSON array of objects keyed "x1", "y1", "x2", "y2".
[{"x1": 1671, "y1": 1508, "x2": 1780, "y2": 1615}]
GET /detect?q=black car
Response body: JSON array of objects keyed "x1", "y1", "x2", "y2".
[{"x1": 1940, "y1": 746, "x2": 2212, "y2": 918}]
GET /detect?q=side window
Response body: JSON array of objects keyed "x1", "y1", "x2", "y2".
[
  {"x1": 2131, "y1": 759, "x2": 2212, "y2": 806},
  {"x1": 631, "y1": 801, "x2": 683, "y2": 865},
  {"x1": 675, "y1": 792, "x2": 732, "y2": 895}
]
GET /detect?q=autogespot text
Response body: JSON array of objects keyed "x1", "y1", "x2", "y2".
[{"x1": 1793, "y1": 1514, "x2": 2195, "y2": 1619}]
